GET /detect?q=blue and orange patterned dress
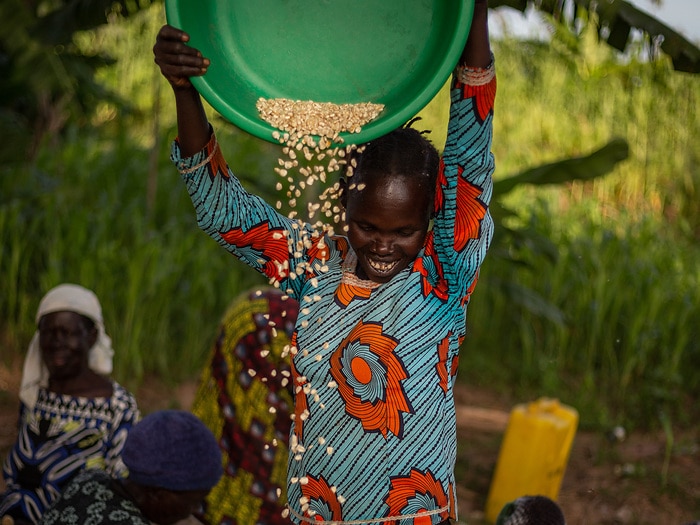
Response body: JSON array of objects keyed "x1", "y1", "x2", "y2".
[
  {"x1": 172, "y1": 62, "x2": 496, "y2": 525},
  {"x1": 0, "y1": 382, "x2": 139, "y2": 524}
]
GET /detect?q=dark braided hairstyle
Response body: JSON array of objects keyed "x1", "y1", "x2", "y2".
[{"x1": 346, "y1": 126, "x2": 440, "y2": 212}]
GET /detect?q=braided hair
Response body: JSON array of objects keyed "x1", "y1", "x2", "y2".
[{"x1": 346, "y1": 126, "x2": 440, "y2": 213}]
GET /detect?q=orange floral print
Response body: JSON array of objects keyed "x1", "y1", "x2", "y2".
[
  {"x1": 450, "y1": 354, "x2": 459, "y2": 381},
  {"x1": 384, "y1": 469, "x2": 449, "y2": 525},
  {"x1": 454, "y1": 171, "x2": 487, "y2": 252},
  {"x1": 206, "y1": 140, "x2": 230, "y2": 180},
  {"x1": 334, "y1": 282, "x2": 373, "y2": 307},
  {"x1": 434, "y1": 160, "x2": 447, "y2": 214},
  {"x1": 330, "y1": 321, "x2": 412, "y2": 438},
  {"x1": 306, "y1": 237, "x2": 330, "y2": 269},
  {"x1": 436, "y1": 336, "x2": 451, "y2": 395},
  {"x1": 461, "y1": 270, "x2": 481, "y2": 307},
  {"x1": 456, "y1": 77, "x2": 497, "y2": 123},
  {"x1": 290, "y1": 333, "x2": 308, "y2": 441},
  {"x1": 220, "y1": 222, "x2": 289, "y2": 281},
  {"x1": 412, "y1": 233, "x2": 449, "y2": 301},
  {"x1": 300, "y1": 474, "x2": 343, "y2": 522}
]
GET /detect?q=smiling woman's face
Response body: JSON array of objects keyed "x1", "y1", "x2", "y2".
[
  {"x1": 38, "y1": 311, "x2": 95, "y2": 381},
  {"x1": 343, "y1": 175, "x2": 432, "y2": 284}
]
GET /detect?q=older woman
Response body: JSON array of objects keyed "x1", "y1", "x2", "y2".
[{"x1": 0, "y1": 284, "x2": 140, "y2": 525}]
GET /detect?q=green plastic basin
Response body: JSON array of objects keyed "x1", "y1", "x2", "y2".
[{"x1": 165, "y1": 0, "x2": 475, "y2": 144}]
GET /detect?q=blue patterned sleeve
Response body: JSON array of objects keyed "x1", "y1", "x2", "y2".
[
  {"x1": 433, "y1": 59, "x2": 496, "y2": 301},
  {"x1": 170, "y1": 134, "x2": 343, "y2": 299},
  {"x1": 104, "y1": 385, "x2": 140, "y2": 477}
]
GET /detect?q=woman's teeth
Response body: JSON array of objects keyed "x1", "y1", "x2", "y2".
[{"x1": 368, "y1": 259, "x2": 397, "y2": 274}]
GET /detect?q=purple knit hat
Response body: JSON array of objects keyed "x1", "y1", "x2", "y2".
[{"x1": 123, "y1": 410, "x2": 223, "y2": 491}]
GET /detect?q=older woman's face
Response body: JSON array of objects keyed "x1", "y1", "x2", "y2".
[{"x1": 38, "y1": 311, "x2": 96, "y2": 380}]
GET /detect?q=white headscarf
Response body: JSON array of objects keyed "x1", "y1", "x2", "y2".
[{"x1": 19, "y1": 283, "x2": 115, "y2": 408}]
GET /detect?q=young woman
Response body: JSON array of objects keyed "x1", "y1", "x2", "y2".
[{"x1": 154, "y1": 1, "x2": 495, "y2": 523}]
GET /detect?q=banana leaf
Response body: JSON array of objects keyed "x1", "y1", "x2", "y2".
[{"x1": 494, "y1": 137, "x2": 630, "y2": 196}]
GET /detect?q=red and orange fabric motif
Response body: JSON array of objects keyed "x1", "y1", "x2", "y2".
[
  {"x1": 456, "y1": 77, "x2": 497, "y2": 124},
  {"x1": 454, "y1": 168, "x2": 487, "y2": 252},
  {"x1": 330, "y1": 321, "x2": 412, "y2": 439},
  {"x1": 412, "y1": 233, "x2": 448, "y2": 302},
  {"x1": 206, "y1": 139, "x2": 230, "y2": 180},
  {"x1": 299, "y1": 474, "x2": 344, "y2": 523},
  {"x1": 290, "y1": 332, "x2": 309, "y2": 441},
  {"x1": 220, "y1": 222, "x2": 289, "y2": 281},
  {"x1": 334, "y1": 283, "x2": 373, "y2": 308},
  {"x1": 436, "y1": 336, "x2": 451, "y2": 395},
  {"x1": 384, "y1": 469, "x2": 449, "y2": 525}
]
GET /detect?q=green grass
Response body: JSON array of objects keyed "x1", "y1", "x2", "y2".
[
  {"x1": 0, "y1": 123, "x2": 270, "y2": 389},
  {"x1": 457, "y1": 27, "x2": 700, "y2": 430},
  {"x1": 463, "y1": 203, "x2": 700, "y2": 429}
]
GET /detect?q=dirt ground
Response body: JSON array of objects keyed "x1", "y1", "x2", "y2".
[{"x1": 1, "y1": 359, "x2": 698, "y2": 525}]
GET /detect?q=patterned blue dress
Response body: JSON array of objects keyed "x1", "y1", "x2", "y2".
[
  {"x1": 172, "y1": 63, "x2": 496, "y2": 525},
  {"x1": 0, "y1": 382, "x2": 140, "y2": 524}
]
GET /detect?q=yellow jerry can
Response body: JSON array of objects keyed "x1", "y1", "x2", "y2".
[{"x1": 484, "y1": 397, "x2": 579, "y2": 523}]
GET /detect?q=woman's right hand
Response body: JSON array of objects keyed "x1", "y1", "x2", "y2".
[
  {"x1": 153, "y1": 24, "x2": 210, "y2": 90},
  {"x1": 153, "y1": 24, "x2": 212, "y2": 157}
]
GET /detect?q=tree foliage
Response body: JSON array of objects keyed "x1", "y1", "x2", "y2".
[
  {"x1": 0, "y1": 0, "x2": 154, "y2": 163},
  {"x1": 2, "y1": 0, "x2": 696, "y2": 166},
  {"x1": 491, "y1": 0, "x2": 700, "y2": 73}
]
